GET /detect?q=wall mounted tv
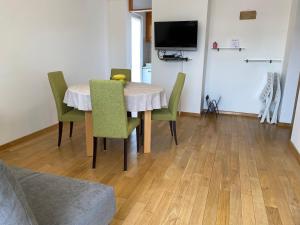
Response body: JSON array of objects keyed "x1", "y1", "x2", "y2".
[{"x1": 155, "y1": 21, "x2": 198, "y2": 50}]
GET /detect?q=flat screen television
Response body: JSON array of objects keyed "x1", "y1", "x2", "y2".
[{"x1": 155, "y1": 21, "x2": 198, "y2": 50}]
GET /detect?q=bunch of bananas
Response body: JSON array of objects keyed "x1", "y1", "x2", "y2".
[{"x1": 112, "y1": 74, "x2": 127, "y2": 86}]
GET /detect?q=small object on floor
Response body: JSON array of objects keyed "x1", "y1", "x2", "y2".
[{"x1": 205, "y1": 95, "x2": 221, "y2": 118}]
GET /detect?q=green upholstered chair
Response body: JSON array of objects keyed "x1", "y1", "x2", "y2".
[
  {"x1": 89, "y1": 80, "x2": 140, "y2": 171},
  {"x1": 48, "y1": 71, "x2": 85, "y2": 147},
  {"x1": 152, "y1": 72, "x2": 186, "y2": 145},
  {"x1": 110, "y1": 68, "x2": 131, "y2": 82},
  {"x1": 111, "y1": 68, "x2": 132, "y2": 118}
]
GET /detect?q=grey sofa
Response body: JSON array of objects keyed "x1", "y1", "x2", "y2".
[{"x1": 0, "y1": 160, "x2": 116, "y2": 225}]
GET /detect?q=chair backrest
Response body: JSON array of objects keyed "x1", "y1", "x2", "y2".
[
  {"x1": 110, "y1": 68, "x2": 131, "y2": 82},
  {"x1": 168, "y1": 73, "x2": 186, "y2": 119},
  {"x1": 48, "y1": 71, "x2": 71, "y2": 121},
  {"x1": 90, "y1": 80, "x2": 128, "y2": 138}
]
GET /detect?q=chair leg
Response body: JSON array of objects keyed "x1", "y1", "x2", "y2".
[
  {"x1": 103, "y1": 138, "x2": 107, "y2": 150},
  {"x1": 215, "y1": 105, "x2": 220, "y2": 115},
  {"x1": 169, "y1": 121, "x2": 174, "y2": 136},
  {"x1": 124, "y1": 139, "x2": 128, "y2": 171},
  {"x1": 141, "y1": 120, "x2": 144, "y2": 136},
  {"x1": 205, "y1": 109, "x2": 209, "y2": 117},
  {"x1": 172, "y1": 121, "x2": 178, "y2": 145},
  {"x1": 140, "y1": 118, "x2": 144, "y2": 145},
  {"x1": 141, "y1": 128, "x2": 144, "y2": 146},
  {"x1": 138, "y1": 112, "x2": 144, "y2": 136},
  {"x1": 136, "y1": 126, "x2": 140, "y2": 153},
  {"x1": 214, "y1": 108, "x2": 218, "y2": 118},
  {"x1": 92, "y1": 137, "x2": 98, "y2": 168},
  {"x1": 69, "y1": 122, "x2": 73, "y2": 138},
  {"x1": 58, "y1": 122, "x2": 63, "y2": 147}
]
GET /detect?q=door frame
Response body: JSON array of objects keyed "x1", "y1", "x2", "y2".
[
  {"x1": 291, "y1": 73, "x2": 300, "y2": 129},
  {"x1": 130, "y1": 13, "x2": 144, "y2": 82}
]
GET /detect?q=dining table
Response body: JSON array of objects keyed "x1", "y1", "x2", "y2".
[{"x1": 63, "y1": 82, "x2": 168, "y2": 156}]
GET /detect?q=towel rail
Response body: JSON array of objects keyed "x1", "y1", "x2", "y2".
[
  {"x1": 212, "y1": 47, "x2": 245, "y2": 52},
  {"x1": 244, "y1": 59, "x2": 282, "y2": 63}
]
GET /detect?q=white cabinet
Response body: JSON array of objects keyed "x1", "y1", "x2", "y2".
[{"x1": 142, "y1": 64, "x2": 151, "y2": 84}]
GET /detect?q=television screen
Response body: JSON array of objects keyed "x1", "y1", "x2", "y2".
[{"x1": 155, "y1": 21, "x2": 198, "y2": 50}]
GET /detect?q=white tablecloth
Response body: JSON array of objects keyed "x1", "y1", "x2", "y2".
[{"x1": 63, "y1": 82, "x2": 168, "y2": 112}]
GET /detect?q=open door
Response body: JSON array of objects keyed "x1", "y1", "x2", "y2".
[{"x1": 131, "y1": 15, "x2": 143, "y2": 82}]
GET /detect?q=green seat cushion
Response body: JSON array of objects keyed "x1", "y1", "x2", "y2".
[
  {"x1": 61, "y1": 109, "x2": 85, "y2": 122},
  {"x1": 127, "y1": 118, "x2": 140, "y2": 134},
  {"x1": 152, "y1": 108, "x2": 174, "y2": 121}
]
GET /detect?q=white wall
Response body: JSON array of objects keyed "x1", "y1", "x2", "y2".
[
  {"x1": 151, "y1": 0, "x2": 209, "y2": 114},
  {"x1": 279, "y1": 0, "x2": 300, "y2": 123},
  {"x1": 291, "y1": 89, "x2": 300, "y2": 153},
  {"x1": 288, "y1": 0, "x2": 300, "y2": 153},
  {"x1": 0, "y1": 0, "x2": 109, "y2": 145},
  {"x1": 204, "y1": 0, "x2": 291, "y2": 114},
  {"x1": 108, "y1": 0, "x2": 131, "y2": 71}
]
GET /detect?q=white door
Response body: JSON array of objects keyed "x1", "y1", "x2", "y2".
[{"x1": 131, "y1": 15, "x2": 143, "y2": 82}]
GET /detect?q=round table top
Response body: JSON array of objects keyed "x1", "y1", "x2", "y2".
[{"x1": 63, "y1": 82, "x2": 168, "y2": 112}]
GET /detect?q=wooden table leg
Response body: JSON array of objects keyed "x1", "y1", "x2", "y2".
[
  {"x1": 85, "y1": 112, "x2": 93, "y2": 157},
  {"x1": 144, "y1": 110, "x2": 151, "y2": 153}
]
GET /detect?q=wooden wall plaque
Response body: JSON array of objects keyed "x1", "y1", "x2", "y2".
[{"x1": 240, "y1": 11, "x2": 257, "y2": 20}]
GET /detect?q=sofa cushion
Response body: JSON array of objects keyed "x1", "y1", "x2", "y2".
[
  {"x1": 0, "y1": 161, "x2": 38, "y2": 225},
  {"x1": 10, "y1": 167, "x2": 116, "y2": 225}
]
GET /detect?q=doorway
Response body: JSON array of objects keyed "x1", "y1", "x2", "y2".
[{"x1": 131, "y1": 15, "x2": 143, "y2": 82}]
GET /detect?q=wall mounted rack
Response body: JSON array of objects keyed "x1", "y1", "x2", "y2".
[
  {"x1": 212, "y1": 47, "x2": 245, "y2": 51},
  {"x1": 160, "y1": 57, "x2": 190, "y2": 62},
  {"x1": 157, "y1": 50, "x2": 191, "y2": 62},
  {"x1": 244, "y1": 59, "x2": 282, "y2": 63}
]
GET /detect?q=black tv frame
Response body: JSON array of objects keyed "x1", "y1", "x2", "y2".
[{"x1": 154, "y1": 20, "x2": 198, "y2": 51}]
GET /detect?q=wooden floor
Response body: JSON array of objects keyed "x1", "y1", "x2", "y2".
[{"x1": 1, "y1": 115, "x2": 300, "y2": 225}]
